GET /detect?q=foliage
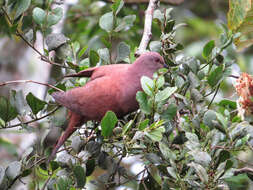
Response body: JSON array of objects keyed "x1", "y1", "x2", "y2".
[
  {"x1": 0, "y1": 0, "x2": 253, "y2": 190},
  {"x1": 228, "y1": 0, "x2": 253, "y2": 51}
]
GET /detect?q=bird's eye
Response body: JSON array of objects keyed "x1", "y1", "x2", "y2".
[{"x1": 155, "y1": 58, "x2": 160, "y2": 63}]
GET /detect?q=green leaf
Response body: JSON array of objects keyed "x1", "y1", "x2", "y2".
[
  {"x1": 101, "y1": 111, "x2": 118, "y2": 138},
  {"x1": 99, "y1": 11, "x2": 114, "y2": 32},
  {"x1": 216, "y1": 112, "x2": 228, "y2": 129},
  {"x1": 161, "y1": 103, "x2": 177, "y2": 121},
  {"x1": 189, "y1": 150, "x2": 211, "y2": 167},
  {"x1": 207, "y1": 64, "x2": 224, "y2": 87},
  {"x1": 0, "y1": 96, "x2": 18, "y2": 122},
  {"x1": 47, "y1": 7, "x2": 63, "y2": 27},
  {"x1": 167, "y1": 167, "x2": 177, "y2": 179},
  {"x1": 78, "y1": 45, "x2": 88, "y2": 59},
  {"x1": 21, "y1": 169, "x2": 32, "y2": 177},
  {"x1": 165, "y1": 20, "x2": 175, "y2": 33},
  {"x1": 89, "y1": 50, "x2": 99, "y2": 67},
  {"x1": 146, "y1": 126, "x2": 165, "y2": 142},
  {"x1": 98, "y1": 48, "x2": 110, "y2": 64},
  {"x1": 141, "y1": 76, "x2": 154, "y2": 96},
  {"x1": 46, "y1": 33, "x2": 69, "y2": 52},
  {"x1": 153, "y1": 9, "x2": 164, "y2": 24},
  {"x1": 49, "y1": 161, "x2": 59, "y2": 172},
  {"x1": 156, "y1": 75, "x2": 165, "y2": 89},
  {"x1": 155, "y1": 87, "x2": 177, "y2": 102},
  {"x1": 48, "y1": 83, "x2": 66, "y2": 94},
  {"x1": 191, "y1": 88, "x2": 203, "y2": 103},
  {"x1": 219, "y1": 99, "x2": 237, "y2": 109},
  {"x1": 101, "y1": 36, "x2": 112, "y2": 49},
  {"x1": 72, "y1": 41, "x2": 80, "y2": 54},
  {"x1": 86, "y1": 159, "x2": 95, "y2": 176},
  {"x1": 138, "y1": 119, "x2": 150, "y2": 131},
  {"x1": 114, "y1": 15, "x2": 136, "y2": 32},
  {"x1": 15, "y1": 0, "x2": 31, "y2": 19},
  {"x1": 122, "y1": 120, "x2": 134, "y2": 136},
  {"x1": 202, "y1": 40, "x2": 215, "y2": 60},
  {"x1": 73, "y1": 165, "x2": 86, "y2": 188},
  {"x1": 57, "y1": 177, "x2": 72, "y2": 190},
  {"x1": 10, "y1": 90, "x2": 27, "y2": 116},
  {"x1": 111, "y1": 0, "x2": 124, "y2": 15},
  {"x1": 149, "y1": 41, "x2": 162, "y2": 52},
  {"x1": 228, "y1": 0, "x2": 253, "y2": 51},
  {"x1": 185, "y1": 132, "x2": 199, "y2": 143},
  {"x1": 159, "y1": 141, "x2": 176, "y2": 160},
  {"x1": 136, "y1": 91, "x2": 151, "y2": 114},
  {"x1": 116, "y1": 42, "x2": 130, "y2": 63},
  {"x1": 203, "y1": 110, "x2": 217, "y2": 128},
  {"x1": 188, "y1": 162, "x2": 208, "y2": 183},
  {"x1": 26, "y1": 92, "x2": 47, "y2": 115},
  {"x1": 32, "y1": 7, "x2": 46, "y2": 25},
  {"x1": 5, "y1": 161, "x2": 21, "y2": 180}
]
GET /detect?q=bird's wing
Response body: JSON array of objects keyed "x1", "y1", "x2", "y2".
[
  {"x1": 64, "y1": 67, "x2": 98, "y2": 78},
  {"x1": 52, "y1": 64, "x2": 130, "y2": 118},
  {"x1": 52, "y1": 76, "x2": 121, "y2": 119}
]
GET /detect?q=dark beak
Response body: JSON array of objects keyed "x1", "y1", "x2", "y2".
[{"x1": 163, "y1": 63, "x2": 169, "y2": 69}]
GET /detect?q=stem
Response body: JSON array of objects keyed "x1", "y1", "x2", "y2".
[
  {"x1": 0, "y1": 106, "x2": 60, "y2": 129},
  {"x1": 41, "y1": 175, "x2": 52, "y2": 190},
  {"x1": 208, "y1": 83, "x2": 221, "y2": 109},
  {"x1": 0, "y1": 80, "x2": 64, "y2": 92},
  {"x1": 135, "y1": 0, "x2": 159, "y2": 56}
]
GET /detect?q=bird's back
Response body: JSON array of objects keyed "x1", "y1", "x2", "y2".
[{"x1": 52, "y1": 63, "x2": 138, "y2": 120}]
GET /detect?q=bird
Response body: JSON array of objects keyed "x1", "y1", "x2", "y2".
[{"x1": 48, "y1": 52, "x2": 167, "y2": 161}]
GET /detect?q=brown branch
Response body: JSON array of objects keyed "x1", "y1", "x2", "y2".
[
  {"x1": 234, "y1": 167, "x2": 253, "y2": 176},
  {"x1": 0, "y1": 106, "x2": 60, "y2": 129},
  {"x1": 0, "y1": 80, "x2": 64, "y2": 92},
  {"x1": 135, "y1": 0, "x2": 159, "y2": 56},
  {"x1": 208, "y1": 83, "x2": 221, "y2": 109},
  {"x1": 41, "y1": 175, "x2": 53, "y2": 190}
]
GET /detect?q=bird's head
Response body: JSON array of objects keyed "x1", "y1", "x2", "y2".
[{"x1": 134, "y1": 52, "x2": 168, "y2": 73}]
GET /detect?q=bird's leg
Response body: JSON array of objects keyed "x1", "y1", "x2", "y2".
[{"x1": 48, "y1": 111, "x2": 85, "y2": 162}]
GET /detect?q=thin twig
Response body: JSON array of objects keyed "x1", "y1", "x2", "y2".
[
  {"x1": 234, "y1": 167, "x2": 253, "y2": 176},
  {"x1": 0, "y1": 106, "x2": 60, "y2": 129},
  {"x1": 204, "y1": 88, "x2": 216, "y2": 97},
  {"x1": 119, "y1": 165, "x2": 149, "y2": 186},
  {"x1": 208, "y1": 83, "x2": 221, "y2": 109},
  {"x1": 1, "y1": 7, "x2": 73, "y2": 70},
  {"x1": 135, "y1": 0, "x2": 159, "y2": 56},
  {"x1": 0, "y1": 80, "x2": 64, "y2": 92},
  {"x1": 229, "y1": 74, "x2": 239, "y2": 79},
  {"x1": 41, "y1": 175, "x2": 53, "y2": 190}
]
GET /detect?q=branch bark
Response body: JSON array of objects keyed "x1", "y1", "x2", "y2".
[
  {"x1": 135, "y1": 0, "x2": 159, "y2": 56},
  {"x1": 234, "y1": 167, "x2": 253, "y2": 176},
  {"x1": 0, "y1": 80, "x2": 64, "y2": 92}
]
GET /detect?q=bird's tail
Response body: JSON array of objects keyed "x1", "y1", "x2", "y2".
[{"x1": 48, "y1": 112, "x2": 84, "y2": 163}]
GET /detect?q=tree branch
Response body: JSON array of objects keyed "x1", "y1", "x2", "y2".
[
  {"x1": 0, "y1": 106, "x2": 61, "y2": 129},
  {"x1": 135, "y1": 0, "x2": 159, "y2": 56},
  {"x1": 234, "y1": 167, "x2": 253, "y2": 176},
  {"x1": 0, "y1": 80, "x2": 64, "y2": 92}
]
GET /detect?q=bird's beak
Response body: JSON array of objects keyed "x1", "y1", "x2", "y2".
[{"x1": 163, "y1": 63, "x2": 169, "y2": 69}]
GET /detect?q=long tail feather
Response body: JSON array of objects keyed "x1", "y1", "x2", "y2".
[{"x1": 47, "y1": 112, "x2": 84, "y2": 163}]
